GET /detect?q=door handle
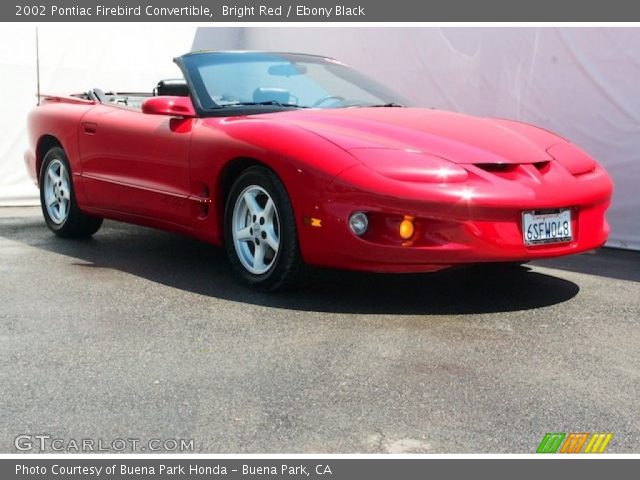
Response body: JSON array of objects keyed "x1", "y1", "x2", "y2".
[{"x1": 83, "y1": 122, "x2": 97, "y2": 135}]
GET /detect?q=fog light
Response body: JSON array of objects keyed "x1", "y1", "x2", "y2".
[
  {"x1": 349, "y1": 212, "x2": 369, "y2": 236},
  {"x1": 399, "y1": 216, "x2": 415, "y2": 240}
]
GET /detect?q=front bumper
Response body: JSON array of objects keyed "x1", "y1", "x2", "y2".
[{"x1": 298, "y1": 162, "x2": 613, "y2": 273}]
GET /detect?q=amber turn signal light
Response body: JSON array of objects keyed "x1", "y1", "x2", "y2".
[{"x1": 399, "y1": 216, "x2": 415, "y2": 240}]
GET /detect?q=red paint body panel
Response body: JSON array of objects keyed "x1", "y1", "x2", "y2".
[
  {"x1": 25, "y1": 96, "x2": 613, "y2": 273},
  {"x1": 78, "y1": 105, "x2": 192, "y2": 227}
]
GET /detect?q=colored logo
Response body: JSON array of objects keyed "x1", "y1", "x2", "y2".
[{"x1": 537, "y1": 433, "x2": 613, "y2": 453}]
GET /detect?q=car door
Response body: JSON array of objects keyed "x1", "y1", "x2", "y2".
[{"x1": 78, "y1": 104, "x2": 193, "y2": 227}]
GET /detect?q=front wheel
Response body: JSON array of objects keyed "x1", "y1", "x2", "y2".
[
  {"x1": 224, "y1": 166, "x2": 305, "y2": 291},
  {"x1": 39, "y1": 146, "x2": 103, "y2": 237}
]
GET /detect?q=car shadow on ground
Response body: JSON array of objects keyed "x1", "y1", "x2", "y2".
[
  {"x1": 0, "y1": 217, "x2": 580, "y2": 315},
  {"x1": 532, "y1": 247, "x2": 640, "y2": 283}
]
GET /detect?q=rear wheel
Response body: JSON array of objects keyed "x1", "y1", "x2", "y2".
[
  {"x1": 224, "y1": 166, "x2": 305, "y2": 291},
  {"x1": 39, "y1": 147, "x2": 102, "y2": 237}
]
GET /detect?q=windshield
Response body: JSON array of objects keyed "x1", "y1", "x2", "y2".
[{"x1": 180, "y1": 52, "x2": 411, "y2": 111}]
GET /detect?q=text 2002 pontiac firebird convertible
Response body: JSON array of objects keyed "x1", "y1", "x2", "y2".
[{"x1": 25, "y1": 51, "x2": 613, "y2": 290}]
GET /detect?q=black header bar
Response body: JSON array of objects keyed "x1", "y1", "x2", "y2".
[
  {"x1": 5, "y1": 0, "x2": 640, "y2": 22},
  {"x1": 3, "y1": 458, "x2": 640, "y2": 480}
]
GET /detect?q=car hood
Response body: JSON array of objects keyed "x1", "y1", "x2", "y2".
[{"x1": 267, "y1": 108, "x2": 564, "y2": 165}]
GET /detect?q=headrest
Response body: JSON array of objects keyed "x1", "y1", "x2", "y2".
[
  {"x1": 253, "y1": 87, "x2": 290, "y2": 105},
  {"x1": 92, "y1": 88, "x2": 107, "y2": 103},
  {"x1": 156, "y1": 79, "x2": 189, "y2": 97}
]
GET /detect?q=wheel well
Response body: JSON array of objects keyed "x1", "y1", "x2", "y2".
[
  {"x1": 36, "y1": 135, "x2": 62, "y2": 179},
  {"x1": 219, "y1": 158, "x2": 267, "y2": 204},
  {"x1": 217, "y1": 157, "x2": 274, "y2": 234}
]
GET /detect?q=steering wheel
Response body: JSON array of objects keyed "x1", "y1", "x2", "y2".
[{"x1": 312, "y1": 95, "x2": 346, "y2": 107}]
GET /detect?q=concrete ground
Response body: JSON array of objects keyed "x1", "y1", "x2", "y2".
[{"x1": 1, "y1": 206, "x2": 638, "y2": 453}]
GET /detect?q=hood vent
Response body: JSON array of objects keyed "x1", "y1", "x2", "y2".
[{"x1": 474, "y1": 161, "x2": 550, "y2": 180}]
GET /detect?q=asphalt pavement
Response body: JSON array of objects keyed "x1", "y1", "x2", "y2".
[{"x1": 1, "y1": 207, "x2": 638, "y2": 453}]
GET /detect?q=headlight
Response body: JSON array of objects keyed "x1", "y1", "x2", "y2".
[
  {"x1": 349, "y1": 149, "x2": 469, "y2": 183},
  {"x1": 348, "y1": 212, "x2": 369, "y2": 236},
  {"x1": 547, "y1": 142, "x2": 597, "y2": 176}
]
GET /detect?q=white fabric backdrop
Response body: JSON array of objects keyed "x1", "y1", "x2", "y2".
[
  {"x1": 1, "y1": 27, "x2": 638, "y2": 250},
  {"x1": 0, "y1": 25, "x2": 193, "y2": 204}
]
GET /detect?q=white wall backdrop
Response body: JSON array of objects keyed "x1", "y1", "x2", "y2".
[
  {"x1": 1, "y1": 27, "x2": 638, "y2": 250},
  {"x1": 0, "y1": 25, "x2": 193, "y2": 204}
]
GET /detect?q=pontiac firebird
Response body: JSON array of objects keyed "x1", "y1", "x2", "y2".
[{"x1": 25, "y1": 51, "x2": 613, "y2": 290}]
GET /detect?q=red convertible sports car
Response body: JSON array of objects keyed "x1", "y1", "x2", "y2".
[{"x1": 25, "y1": 51, "x2": 613, "y2": 290}]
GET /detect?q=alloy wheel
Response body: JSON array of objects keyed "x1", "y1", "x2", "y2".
[
  {"x1": 231, "y1": 185, "x2": 281, "y2": 275},
  {"x1": 43, "y1": 158, "x2": 71, "y2": 225}
]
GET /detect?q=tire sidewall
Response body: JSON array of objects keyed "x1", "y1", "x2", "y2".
[
  {"x1": 40, "y1": 147, "x2": 73, "y2": 232},
  {"x1": 224, "y1": 167, "x2": 300, "y2": 290}
]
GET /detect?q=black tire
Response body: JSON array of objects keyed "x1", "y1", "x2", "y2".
[
  {"x1": 224, "y1": 166, "x2": 305, "y2": 291},
  {"x1": 39, "y1": 146, "x2": 103, "y2": 238}
]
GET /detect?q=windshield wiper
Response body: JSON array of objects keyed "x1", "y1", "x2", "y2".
[
  {"x1": 217, "y1": 101, "x2": 308, "y2": 108},
  {"x1": 367, "y1": 102, "x2": 406, "y2": 108}
]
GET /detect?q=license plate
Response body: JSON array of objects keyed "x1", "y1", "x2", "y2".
[{"x1": 522, "y1": 209, "x2": 572, "y2": 246}]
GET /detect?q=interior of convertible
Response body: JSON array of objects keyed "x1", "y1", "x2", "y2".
[
  {"x1": 74, "y1": 79, "x2": 299, "y2": 110},
  {"x1": 75, "y1": 79, "x2": 190, "y2": 109}
]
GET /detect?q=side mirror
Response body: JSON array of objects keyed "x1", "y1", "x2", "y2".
[{"x1": 142, "y1": 96, "x2": 196, "y2": 117}]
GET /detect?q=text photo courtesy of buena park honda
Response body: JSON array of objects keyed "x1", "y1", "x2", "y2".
[{"x1": 1, "y1": 24, "x2": 639, "y2": 457}]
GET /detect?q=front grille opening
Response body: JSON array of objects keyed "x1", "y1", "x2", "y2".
[
  {"x1": 475, "y1": 163, "x2": 518, "y2": 173},
  {"x1": 533, "y1": 161, "x2": 551, "y2": 173},
  {"x1": 475, "y1": 161, "x2": 551, "y2": 179}
]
